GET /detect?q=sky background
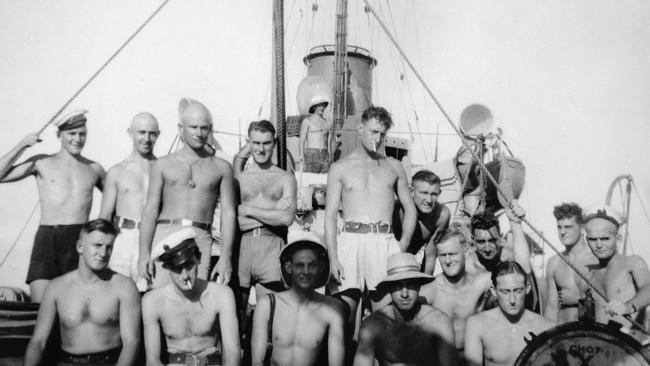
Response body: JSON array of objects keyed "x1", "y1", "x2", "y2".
[{"x1": 0, "y1": 0, "x2": 649, "y2": 289}]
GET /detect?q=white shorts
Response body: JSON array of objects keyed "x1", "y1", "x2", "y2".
[
  {"x1": 108, "y1": 228, "x2": 148, "y2": 292},
  {"x1": 329, "y1": 231, "x2": 401, "y2": 292}
]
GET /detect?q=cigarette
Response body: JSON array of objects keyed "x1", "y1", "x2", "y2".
[
  {"x1": 185, "y1": 279, "x2": 192, "y2": 288},
  {"x1": 371, "y1": 142, "x2": 377, "y2": 152}
]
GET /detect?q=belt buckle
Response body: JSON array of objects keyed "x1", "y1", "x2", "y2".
[
  {"x1": 369, "y1": 223, "x2": 378, "y2": 233},
  {"x1": 180, "y1": 218, "x2": 193, "y2": 227},
  {"x1": 253, "y1": 227, "x2": 261, "y2": 237}
]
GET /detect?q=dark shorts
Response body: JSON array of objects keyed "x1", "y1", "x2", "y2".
[
  {"x1": 26, "y1": 224, "x2": 83, "y2": 284},
  {"x1": 58, "y1": 347, "x2": 120, "y2": 365},
  {"x1": 237, "y1": 227, "x2": 285, "y2": 289},
  {"x1": 303, "y1": 148, "x2": 329, "y2": 173}
]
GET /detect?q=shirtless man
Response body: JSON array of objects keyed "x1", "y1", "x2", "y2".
[
  {"x1": 544, "y1": 203, "x2": 597, "y2": 323},
  {"x1": 24, "y1": 219, "x2": 141, "y2": 366},
  {"x1": 138, "y1": 98, "x2": 236, "y2": 288},
  {"x1": 143, "y1": 228, "x2": 240, "y2": 366},
  {"x1": 99, "y1": 112, "x2": 160, "y2": 292},
  {"x1": 419, "y1": 229, "x2": 492, "y2": 353},
  {"x1": 579, "y1": 206, "x2": 650, "y2": 336},
  {"x1": 299, "y1": 97, "x2": 330, "y2": 173},
  {"x1": 0, "y1": 110, "x2": 105, "y2": 302},
  {"x1": 354, "y1": 252, "x2": 456, "y2": 366},
  {"x1": 393, "y1": 170, "x2": 451, "y2": 274},
  {"x1": 251, "y1": 239, "x2": 344, "y2": 366},
  {"x1": 233, "y1": 120, "x2": 297, "y2": 308},
  {"x1": 464, "y1": 261, "x2": 555, "y2": 366},
  {"x1": 326, "y1": 106, "x2": 417, "y2": 326}
]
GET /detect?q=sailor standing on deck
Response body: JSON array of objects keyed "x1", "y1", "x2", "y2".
[
  {"x1": 299, "y1": 96, "x2": 331, "y2": 173},
  {"x1": 325, "y1": 106, "x2": 417, "y2": 329},
  {"x1": 138, "y1": 98, "x2": 236, "y2": 288},
  {"x1": 0, "y1": 110, "x2": 105, "y2": 302},
  {"x1": 142, "y1": 228, "x2": 240, "y2": 366},
  {"x1": 99, "y1": 112, "x2": 160, "y2": 292}
]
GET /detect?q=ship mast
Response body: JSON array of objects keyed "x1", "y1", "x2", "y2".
[{"x1": 331, "y1": 0, "x2": 348, "y2": 161}]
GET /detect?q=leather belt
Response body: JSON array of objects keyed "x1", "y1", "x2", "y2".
[
  {"x1": 59, "y1": 347, "x2": 121, "y2": 364},
  {"x1": 343, "y1": 221, "x2": 393, "y2": 234},
  {"x1": 157, "y1": 218, "x2": 212, "y2": 231},
  {"x1": 242, "y1": 226, "x2": 278, "y2": 237},
  {"x1": 114, "y1": 216, "x2": 140, "y2": 229},
  {"x1": 167, "y1": 351, "x2": 221, "y2": 366}
]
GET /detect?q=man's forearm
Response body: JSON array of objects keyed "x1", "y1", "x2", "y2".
[
  {"x1": 139, "y1": 214, "x2": 157, "y2": 258},
  {"x1": 399, "y1": 207, "x2": 417, "y2": 251},
  {"x1": 116, "y1": 341, "x2": 139, "y2": 366},
  {"x1": 244, "y1": 205, "x2": 294, "y2": 227},
  {"x1": 220, "y1": 211, "x2": 236, "y2": 260},
  {"x1": 239, "y1": 216, "x2": 264, "y2": 231}
]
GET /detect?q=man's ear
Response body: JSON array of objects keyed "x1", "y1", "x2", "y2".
[
  {"x1": 525, "y1": 282, "x2": 532, "y2": 295},
  {"x1": 284, "y1": 261, "x2": 292, "y2": 275},
  {"x1": 489, "y1": 285, "x2": 496, "y2": 298},
  {"x1": 76, "y1": 239, "x2": 83, "y2": 254}
]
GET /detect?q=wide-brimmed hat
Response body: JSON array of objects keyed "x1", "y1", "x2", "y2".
[
  {"x1": 584, "y1": 205, "x2": 624, "y2": 229},
  {"x1": 279, "y1": 235, "x2": 330, "y2": 289},
  {"x1": 376, "y1": 253, "x2": 433, "y2": 292}
]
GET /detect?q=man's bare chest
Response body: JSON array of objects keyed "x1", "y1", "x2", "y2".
[
  {"x1": 58, "y1": 289, "x2": 119, "y2": 328},
  {"x1": 240, "y1": 175, "x2": 284, "y2": 202},
  {"x1": 38, "y1": 162, "x2": 97, "y2": 189}
]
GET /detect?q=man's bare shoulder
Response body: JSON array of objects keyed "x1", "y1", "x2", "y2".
[
  {"x1": 109, "y1": 272, "x2": 139, "y2": 293},
  {"x1": 204, "y1": 281, "x2": 235, "y2": 300},
  {"x1": 315, "y1": 293, "x2": 345, "y2": 318},
  {"x1": 419, "y1": 303, "x2": 452, "y2": 324},
  {"x1": 468, "y1": 270, "x2": 492, "y2": 289},
  {"x1": 525, "y1": 310, "x2": 556, "y2": 330}
]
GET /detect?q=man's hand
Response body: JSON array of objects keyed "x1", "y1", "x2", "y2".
[
  {"x1": 505, "y1": 199, "x2": 525, "y2": 224},
  {"x1": 330, "y1": 257, "x2": 345, "y2": 285},
  {"x1": 606, "y1": 300, "x2": 635, "y2": 316},
  {"x1": 237, "y1": 144, "x2": 252, "y2": 159},
  {"x1": 275, "y1": 197, "x2": 293, "y2": 210},
  {"x1": 558, "y1": 287, "x2": 580, "y2": 307},
  {"x1": 211, "y1": 256, "x2": 232, "y2": 285},
  {"x1": 21, "y1": 133, "x2": 41, "y2": 148},
  {"x1": 138, "y1": 257, "x2": 155, "y2": 282}
]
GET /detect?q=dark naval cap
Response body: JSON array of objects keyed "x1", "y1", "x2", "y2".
[
  {"x1": 54, "y1": 109, "x2": 88, "y2": 131},
  {"x1": 151, "y1": 228, "x2": 199, "y2": 269}
]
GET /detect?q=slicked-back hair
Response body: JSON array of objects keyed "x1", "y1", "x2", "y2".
[
  {"x1": 361, "y1": 106, "x2": 393, "y2": 130},
  {"x1": 491, "y1": 260, "x2": 528, "y2": 286},
  {"x1": 553, "y1": 202, "x2": 584, "y2": 224},
  {"x1": 436, "y1": 229, "x2": 466, "y2": 246},
  {"x1": 80, "y1": 218, "x2": 119, "y2": 237},
  {"x1": 248, "y1": 120, "x2": 276, "y2": 137},
  {"x1": 412, "y1": 170, "x2": 441, "y2": 186},
  {"x1": 471, "y1": 211, "x2": 500, "y2": 235}
]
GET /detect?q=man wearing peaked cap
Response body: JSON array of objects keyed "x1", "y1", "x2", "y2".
[
  {"x1": 138, "y1": 97, "x2": 237, "y2": 290},
  {"x1": 354, "y1": 252, "x2": 457, "y2": 366},
  {"x1": 579, "y1": 204, "x2": 650, "y2": 341},
  {"x1": 0, "y1": 108, "x2": 105, "y2": 302},
  {"x1": 299, "y1": 95, "x2": 331, "y2": 173},
  {"x1": 251, "y1": 237, "x2": 345, "y2": 366},
  {"x1": 142, "y1": 228, "x2": 240, "y2": 366}
]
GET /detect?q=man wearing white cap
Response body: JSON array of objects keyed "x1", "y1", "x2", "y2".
[
  {"x1": 100, "y1": 112, "x2": 160, "y2": 292},
  {"x1": 299, "y1": 96, "x2": 331, "y2": 173},
  {"x1": 251, "y1": 237, "x2": 344, "y2": 366},
  {"x1": 142, "y1": 228, "x2": 240, "y2": 366},
  {"x1": 579, "y1": 205, "x2": 650, "y2": 336},
  {"x1": 138, "y1": 98, "x2": 236, "y2": 289},
  {"x1": 354, "y1": 252, "x2": 456, "y2": 366},
  {"x1": 0, "y1": 109, "x2": 106, "y2": 302}
]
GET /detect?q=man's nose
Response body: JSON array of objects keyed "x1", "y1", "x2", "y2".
[{"x1": 400, "y1": 286, "x2": 409, "y2": 297}]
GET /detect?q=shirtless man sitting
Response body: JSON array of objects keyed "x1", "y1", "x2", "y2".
[
  {"x1": 464, "y1": 261, "x2": 555, "y2": 366},
  {"x1": 139, "y1": 98, "x2": 236, "y2": 288},
  {"x1": 326, "y1": 106, "x2": 417, "y2": 328},
  {"x1": 354, "y1": 252, "x2": 456, "y2": 366},
  {"x1": 393, "y1": 170, "x2": 451, "y2": 274},
  {"x1": 251, "y1": 238, "x2": 344, "y2": 366},
  {"x1": 299, "y1": 96, "x2": 330, "y2": 173},
  {"x1": 544, "y1": 203, "x2": 597, "y2": 323},
  {"x1": 0, "y1": 110, "x2": 105, "y2": 302},
  {"x1": 24, "y1": 219, "x2": 141, "y2": 366},
  {"x1": 142, "y1": 228, "x2": 240, "y2": 366},
  {"x1": 100, "y1": 112, "x2": 160, "y2": 292},
  {"x1": 233, "y1": 120, "x2": 297, "y2": 308},
  {"x1": 579, "y1": 205, "x2": 650, "y2": 338}
]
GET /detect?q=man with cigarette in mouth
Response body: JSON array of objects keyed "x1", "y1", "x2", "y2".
[
  {"x1": 325, "y1": 106, "x2": 417, "y2": 333},
  {"x1": 142, "y1": 228, "x2": 240, "y2": 366}
]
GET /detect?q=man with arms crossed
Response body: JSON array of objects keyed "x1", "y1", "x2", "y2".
[
  {"x1": 233, "y1": 120, "x2": 297, "y2": 308},
  {"x1": 0, "y1": 110, "x2": 105, "y2": 302},
  {"x1": 100, "y1": 112, "x2": 160, "y2": 292},
  {"x1": 143, "y1": 228, "x2": 240, "y2": 366},
  {"x1": 579, "y1": 206, "x2": 650, "y2": 338},
  {"x1": 24, "y1": 219, "x2": 141, "y2": 366},
  {"x1": 393, "y1": 170, "x2": 451, "y2": 274},
  {"x1": 354, "y1": 252, "x2": 456, "y2": 366},
  {"x1": 251, "y1": 238, "x2": 344, "y2": 366},
  {"x1": 544, "y1": 203, "x2": 597, "y2": 323},
  {"x1": 299, "y1": 97, "x2": 330, "y2": 173},
  {"x1": 139, "y1": 98, "x2": 236, "y2": 288},
  {"x1": 464, "y1": 261, "x2": 555, "y2": 366},
  {"x1": 325, "y1": 106, "x2": 417, "y2": 327}
]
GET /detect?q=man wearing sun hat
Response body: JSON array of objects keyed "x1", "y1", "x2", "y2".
[
  {"x1": 142, "y1": 228, "x2": 240, "y2": 366},
  {"x1": 354, "y1": 252, "x2": 457, "y2": 366},
  {"x1": 579, "y1": 205, "x2": 650, "y2": 337},
  {"x1": 251, "y1": 235, "x2": 345, "y2": 366},
  {"x1": 299, "y1": 95, "x2": 331, "y2": 173},
  {"x1": 0, "y1": 109, "x2": 106, "y2": 302}
]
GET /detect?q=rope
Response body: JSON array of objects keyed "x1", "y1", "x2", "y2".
[
  {"x1": 363, "y1": 0, "x2": 649, "y2": 335},
  {"x1": 273, "y1": 0, "x2": 287, "y2": 170},
  {"x1": 0, "y1": 202, "x2": 39, "y2": 270},
  {"x1": 632, "y1": 180, "x2": 650, "y2": 226}
]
